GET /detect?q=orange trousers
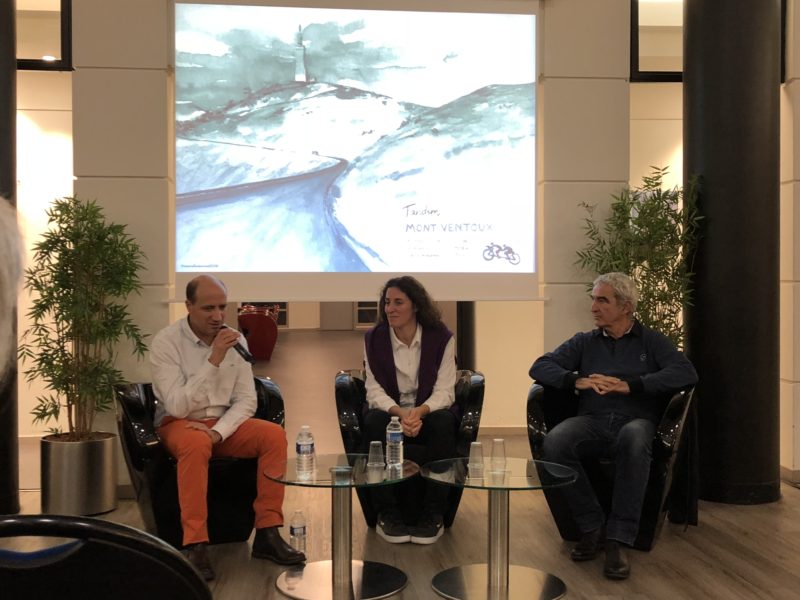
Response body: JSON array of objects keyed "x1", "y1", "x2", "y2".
[{"x1": 157, "y1": 417, "x2": 287, "y2": 546}]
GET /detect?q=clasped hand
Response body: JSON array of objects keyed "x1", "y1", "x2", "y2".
[
  {"x1": 575, "y1": 373, "x2": 630, "y2": 395},
  {"x1": 397, "y1": 406, "x2": 429, "y2": 437}
]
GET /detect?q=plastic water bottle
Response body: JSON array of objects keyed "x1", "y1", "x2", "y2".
[
  {"x1": 289, "y1": 509, "x2": 307, "y2": 553},
  {"x1": 386, "y1": 416, "x2": 404, "y2": 467},
  {"x1": 295, "y1": 425, "x2": 315, "y2": 479}
]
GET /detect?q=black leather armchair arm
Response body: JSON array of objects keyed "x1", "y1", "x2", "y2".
[
  {"x1": 653, "y1": 387, "x2": 694, "y2": 461},
  {"x1": 455, "y1": 369, "x2": 484, "y2": 457},
  {"x1": 335, "y1": 369, "x2": 366, "y2": 454},
  {"x1": 254, "y1": 376, "x2": 285, "y2": 426},
  {"x1": 115, "y1": 383, "x2": 163, "y2": 470},
  {"x1": 526, "y1": 382, "x2": 579, "y2": 459},
  {"x1": 526, "y1": 383, "x2": 546, "y2": 458}
]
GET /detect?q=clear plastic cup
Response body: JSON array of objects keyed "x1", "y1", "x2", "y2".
[
  {"x1": 490, "y1": 438, "x2": 506, "y2": 471},
  {"x1": 366, "y1": 463, "x2": 384, "y2": 484},
  {"x1": 468, "y1": 441, "x2": 484, "y2": 478},
  {"x1": 367, "y1": 440, "x2": 385, "y2": 466}
]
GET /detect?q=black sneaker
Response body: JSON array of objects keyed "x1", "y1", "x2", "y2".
[
  {"x1": 409, "y1": 512, "x2": 444, "y2": 544},
  {"x1": 377, "y1": 509, "x2": 410, "y2": 543}
]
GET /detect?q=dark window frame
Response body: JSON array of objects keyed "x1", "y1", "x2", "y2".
[
  {"x1": 356, "y1": 301, "x2": 378, "y2": 327},
  {"x1": 630, "y1": 0, "x2": 786, "y2": 84},
  {"x1": 17, "y1": 0, "x2": 73, "y2": 72}
]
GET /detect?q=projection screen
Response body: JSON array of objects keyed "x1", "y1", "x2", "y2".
[{"x1": 174, "y1": 0, "x2": 537, "y2": 300}]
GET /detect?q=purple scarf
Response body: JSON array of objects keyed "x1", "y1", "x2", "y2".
[{"x1": 365, "y1": 322, "x2": 454, "y2": 407}]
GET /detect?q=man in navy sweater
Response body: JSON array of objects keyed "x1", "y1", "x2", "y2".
[{"x1": 530, "y1": 272, "x2": 697, "y2": 580}]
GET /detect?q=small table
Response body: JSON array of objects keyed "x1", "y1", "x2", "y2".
[
  {"x1": 420, "y1": 457, "x2": 576, "y2": 600},
  {"x1": 265, "y1": 453, "x2": 419, "y2": 600}
]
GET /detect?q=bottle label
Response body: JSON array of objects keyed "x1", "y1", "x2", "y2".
[
  {"x1": 290, "y1": 525, "x2": 306, "y2": 536},
  {"x1": 387, "y1": 431, "x2": 403, "y2": 443},
  {"x1": 296, "y1": 442, "x2": 315, "y2": 455}
]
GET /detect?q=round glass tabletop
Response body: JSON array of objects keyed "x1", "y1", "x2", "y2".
[
  {"x1": 266, "y1": 453, "x2": 419, "y2": 488},
  {"x1": 420, "y1": 457, "x2": 577, "y2": 491}
]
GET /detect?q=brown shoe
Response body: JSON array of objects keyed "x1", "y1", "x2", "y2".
[
  {"x1": 252, "y1": 527, "x2": 306, "y2": 565},
  {"x1": 570, "y1": 528, "x2": 604, "y2": 561},
  {"x1": 183, "y1": 542, "x2": 215, "y2": 581},
  {"x1": 603, "y1": 540, "x2": 631, "y2": 580}
]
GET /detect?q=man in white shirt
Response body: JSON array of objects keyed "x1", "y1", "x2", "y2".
[{"x1": 150, "y1": 275, "x2": 304, "y2": 580}]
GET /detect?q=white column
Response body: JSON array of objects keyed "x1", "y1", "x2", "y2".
[
  {"x1": 537, "y1": 0, "x2": 631, "y2": 351},
  {"x1": 71, "y1": 0, "x2": 174, "y2": 384},
  {"x1": 71, "y1": 0, "x2": 174, "y2": 484},
  {"x1": 780, "y1": 0, "x2": 800, "y2": 484}
]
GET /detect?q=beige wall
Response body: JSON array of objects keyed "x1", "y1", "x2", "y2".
[
  {"x1": 16, "y1": 70, "x2": 74, "y2": 488},
  {"x1": 630, "y1": 83, "x2": 682, "y2": 188},
  {"x1": 17, "y1": 0, "x2": 800, "y2": 486}
]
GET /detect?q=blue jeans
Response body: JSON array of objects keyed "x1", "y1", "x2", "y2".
[{"x1": 542, "y1": 413, "x2": 656, "y2": 545}]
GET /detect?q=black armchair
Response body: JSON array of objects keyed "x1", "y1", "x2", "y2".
[
  {"x1": 0, "y1": 514, "x2": 211, "y2": 600},
  {"x1": 527, "y1": 382, "x2": 695, "y2": 551},
  {"x1": 114, "y1": 376, "x2": 285, "y2": 549},
  {"x1": 335, "y1": 368, "x2": 485, "y2": 528}
]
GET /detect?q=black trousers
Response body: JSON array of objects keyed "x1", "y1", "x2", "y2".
[{"x1": 363, "y1": 408, "x2": 457, "y2": 521}]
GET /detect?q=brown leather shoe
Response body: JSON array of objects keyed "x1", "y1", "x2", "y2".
[
  {"x1": 183, "y1": 542, "x2": 215, "y2": 581},
  {"x1": 603, "y1": 540, "x2": 631, "y2": 580},
  {"x1": 570, "y1": 528, "x2": 604, "y2": 561},
  {"x1": 252, "y1": 526, "x2": 306, "y2": 565}
]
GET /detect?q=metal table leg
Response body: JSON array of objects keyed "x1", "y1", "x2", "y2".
[
  {"x1": 332, "y1": 485, "x2": 353, "y2": 600},
  {"x1": 487, "y1": 489, "x2": 509, "y2": 596},
  {"x1": 431, "y1": 489, "x2": 567, "y2": 600},
  {"x1": 276, "y1": 486, "x2": 407, "y2": 600}
]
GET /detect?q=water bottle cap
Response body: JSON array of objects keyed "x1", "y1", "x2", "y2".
[
  {"x1": 301, "y1": 425, "x2": 310, "y2": 431},
  {"x1": 391, "y1": 416, "x2": 399, "y2": 422}
]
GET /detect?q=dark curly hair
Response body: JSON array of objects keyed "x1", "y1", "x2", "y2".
[{"x1": 377, "y1": 276, "x2": 443, "y2": 330}]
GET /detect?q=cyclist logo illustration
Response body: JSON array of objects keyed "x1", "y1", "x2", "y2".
[{"x1": 482, "y1": 242, "x2": 520, "y2": 265}]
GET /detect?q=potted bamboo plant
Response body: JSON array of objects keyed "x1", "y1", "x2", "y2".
[
  {"x1": 19, "y1": 196, "x2": 147, "y2": 514},
  {"x1": 576, "y1": 166, "x2": 702, "y2": 348}
]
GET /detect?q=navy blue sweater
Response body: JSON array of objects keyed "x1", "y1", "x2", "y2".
[{"x1": 529, "y1": 321, "x2": 698, "y2": 423}]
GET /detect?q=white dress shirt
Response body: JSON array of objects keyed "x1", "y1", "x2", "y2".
[
  {"x1": 150, "y1": 317, "x2": 255, "y2": 441},
  {"x1": 364, "y1": 324, "x2": 456, "y2": 413}
]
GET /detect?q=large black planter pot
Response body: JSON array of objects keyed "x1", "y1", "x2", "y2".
[{"x1": 41, "y1": 432, "x2": 118, "y2": 515}]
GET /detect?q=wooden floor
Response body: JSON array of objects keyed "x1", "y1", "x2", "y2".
[{"x1": 5, "y1": 329, "x2": 800, "y2": 599}]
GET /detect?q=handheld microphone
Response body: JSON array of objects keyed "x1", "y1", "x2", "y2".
[{"x1": 222, "y1": 325, "x2": 255, "y2": 363}]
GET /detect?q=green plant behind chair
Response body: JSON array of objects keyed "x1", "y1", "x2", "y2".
[
  {"x1": 576, "y1": 166, "x2": 701, "y2": 348},
  {"x1": 19, "y1": 196, "x2": 148, "y2": 440}
]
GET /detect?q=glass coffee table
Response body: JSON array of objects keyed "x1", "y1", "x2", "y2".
[
  {"x1": 421, "y1": 457, "x2": 577, "y2": 600},
  {"x1": 265, "y1": 453, "x2": 419, "y2": 600}
]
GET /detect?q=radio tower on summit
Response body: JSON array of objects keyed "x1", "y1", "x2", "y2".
[{"x1": 294, "y1": 25, "x2": 308, "y2": 82}]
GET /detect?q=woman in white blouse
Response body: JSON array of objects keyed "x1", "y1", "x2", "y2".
[{"x1": 362, "y1": 276, "x2": 457, "y2": 545}]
